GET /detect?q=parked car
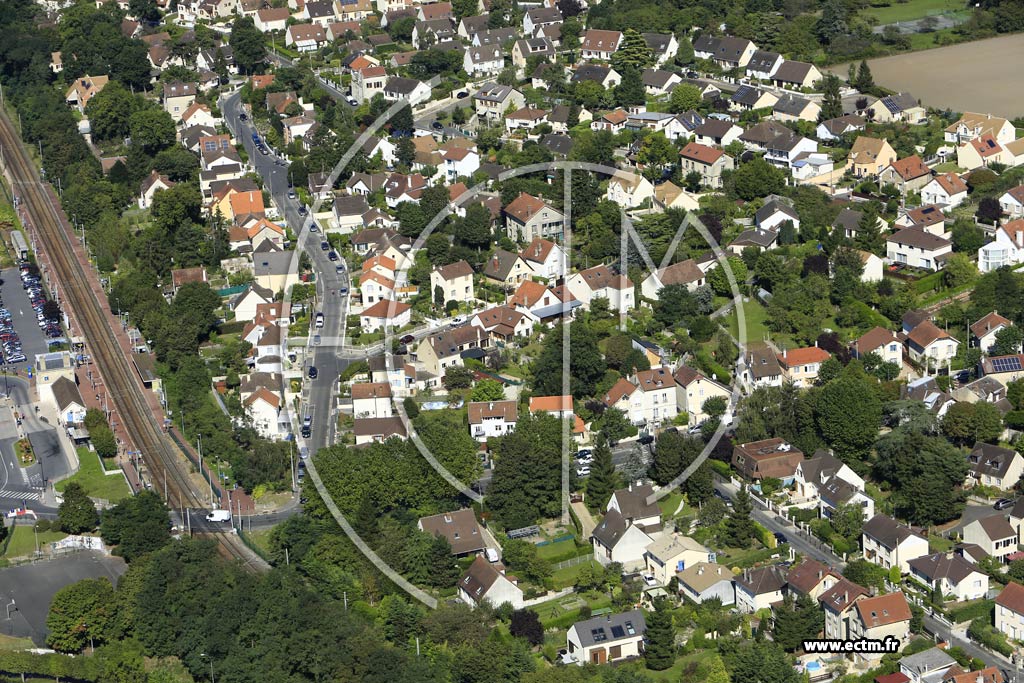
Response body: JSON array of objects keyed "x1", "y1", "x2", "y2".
[
  {"x1": 641, "y1": 575, "x2": 658, "y2": 587},
  {"x1": 308, "y1": 366, "x2": 318, "y2": 379},
  {"x1": 576, "y1": 465, "x2": 591, "y2": 477},
  {"x1": 328, "y1": 251, "x2": 339, "y2": 261},
  {"x1": 345, "y1": 95, "x2": 358, "y2": 107},
  {"x1": 995, "y1": 498, "x2": 1015, "y2": 510},
  {"x1": 638, "y1": 433, "x2": 655, "y2": 445},
  {"x1": 400, "y1": 334, "x2": 415, "y2": 344},
  {"x1": 773, "y1": 532, "x2": 788, "y2": 545}
]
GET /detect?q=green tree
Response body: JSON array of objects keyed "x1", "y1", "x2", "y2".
[
  {"x1": 724, "y1": 640, "x2": 801, "y2": 683},
  {"x1": 611, "y1": 28, "x2": 653, "y2": 72},
  {"x1": 943, "y1": 252, "x2": 978, "y2": 289},
  {"x1": 46, "y1": 578, "x2": 116, "y2": 652},
  {"x1": 59, "y1": 482, "x2": 99, "y2": 533},
  {"x1": 230, "y1": 16, "x2": 266, "y2": 74},
  {"x1": 470, "y1": 378, "x2": 506, "y2": 402},
  {"x1": 952, "y1": 218, "x2": 986, "y2": 254},
  {"x1": 854, "y1": 60, "x2": 875, "y2": 91},
  {"x1": 819, "y1": 73, "x2": 843, "y2": 121},
  {"x1": 613, "y1": 66, "x2": 646, "y2": 108},
  {"x1": 91, "y1": 424, "x2": 118, "y2": 458},
  {"x1": 85, "y1": 82, "x2": 135, "y2": 141},
  {"x1": 585, "y1": 439, "x2": 619, "y2": 508},
  {"x1": 396, "y1": 136, "x2": 415, "y2": 169},
  {"x1": 722, "y1": 485, "x2": 756, "y2": 548},
  {"x1": 831, "y1": 502, "x2": 865, "y2": 543},
  {"x1": 817, "y1": 0, "x2": 849, "y2": 45},
  {"x1": 992, "y1": 325, "x2": 1024, "y2": 356},
  {"x1": 509, "y1": 609, "x2": 545, "y2": 645},
  {"x1": 854, "y1": 203, "x2": 885, "y2": 254},
  {"x1": 129, "y1": 107, "x2": 176, "y2": 156},
  {"x1": 488, "y1": 414, "x2": 564, "y2": 527},
  {"x1": 707, "y1": 257, "x2": 748, "y2": 296},
  {"x1": 644, "y1": 599, "x2": 676, "y2": 670},
  {"x1": 941, "y1": 401, "x2": 1003, "y2": 444},
  {"x1": 816, "y1": 374, "x2": 882, "y2": 463},
  {"x1": 732, "y1": 157, "x2": 786, "y2": 201},
  {"x1": 99, "y1": 491, "x2": 171, "y2": 562},
  {"x1": 531, "y1": 320, "x2": 607, "y2": 398},
  {"x1": 772, "y1": 593, "x2": 824, "y2": 651},
  {"x1": 669, "y1": 84, "x2": 702, "y2": 113}
]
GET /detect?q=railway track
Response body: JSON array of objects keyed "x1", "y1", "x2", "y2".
[{"x1": 0, "y1": 109, "x2": 263, "y2": 570}]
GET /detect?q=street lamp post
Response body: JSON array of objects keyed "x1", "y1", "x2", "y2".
[{"x1": 200, "y1": 653, "x2": 215, "y2": 683}]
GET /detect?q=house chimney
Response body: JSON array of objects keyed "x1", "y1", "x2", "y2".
[
  {"x1": 716, "y1": 566, "x2": 721, "y2": 575},
  {"x1": 818, "y1": 570, "x2": 823, "y2": 579},
  {"x1": 698, "y1": 566, "x2": 704, "y2": 575},
  {"x1": 843, "y1": 591, "x2": 848, "y2": 603}
]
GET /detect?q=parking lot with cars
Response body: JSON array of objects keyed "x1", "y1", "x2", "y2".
[{"x1": 0, "y1": 264, "x2": 60, "y2": 367}]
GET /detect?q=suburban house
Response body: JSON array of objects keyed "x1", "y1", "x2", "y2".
[
  {"x1": 467, "y1": 400, "x2": 518, "y2": 442},
  {"x1": 52, "y1": 376, "x2": 87, "y2": 427},
  {"x1": 851, "y1": 326, "x2": 903, "y2": 365},
  {"x1": 848, "y1": 592, "x2": 912, "y2": 661},
  {"x1": 677, "y1": 562, "x2": 735, "y2": 605},
  {"x1": 414, "y1": 325, "x2": 490, "y2": 378},
  {"x1": 643, "y1": 535, "x2": 711, "y2": 586},
  {"x1": 605, "y1": 171, "x2": 654, "y2": 209},
  {"x1": 565, "y1": 610, "x2": 645, "y2": 666},
  {"x1": 482, "y1": 249, "x2": 531, "y2": 289},
  {"x1": 873, "y1": 92, "x2": 926, "y2": 124},
  {"x1": 741, "y1": 344, "x2": 784, "y2": 388},
  {"x1": 820, "y1": 577, "x2": 870, "y2": 640},
  {"x1": 908, "y1": 552, "x2": 989, "y2": 602},
  {"x1": 861, "y1": 514, "x2": 929, "y2": 573},
  {"x1": 849, "y1": 137, "x2": 897, "y2": 178},
  {"x1": 693, "y1": 119, "x2": 742, "y2": 147},
  {"x1": 138, "y1": 171, "x2": 174, "y2": 209},
  {"x1": 971, "y1": 311, "x2": 1014, "y2": 353},
  {"x1": 734, "y1": 565, "x2": 788, "y2": 614},
  {"x1": 731, "y1": 438, "x2": 803, "y2": 484},
  {"x1": 967, "y1": 442, "x2": 1024, "y2": 490},
  {"x1": 606, "y1": 484, "x2": 662, "y2": 530},
  {"x1": 878, "y1": 155, "x2": 932, "y2": 194},
  {"x1": 957, "y1": 134, "x2": 1012, "y2": 170},
  {"x1": 996, "y1": 581, "x2": 1024, "y2": 641},
  {"x1": 730, "y1": 85, "x2": 778, "y2": 112},
  {"x1": 565, "y1": 264, "x2": 635, "y2": 312},
  {"x1": 418, "y1": 508, "x2": 486, "y2": 557},
  {"x1": 640, "y1": 259, "x2": 706, "y2": 300},
  {"x1": 431, "y1": 261, "x2": 475, "y2": 304},
  {"x1": 692, "y1": 34, "x2": 757, "y2": 69},
  {"x1": 816, "y1": 114, "x2": 865, "y2": 141},
  {"x1": 978, "y1": 219, "x2": 1024, "y2": 272},
  {"x1": 745, "y1": 49, "x2": 783, "y2": 79},
  {"x1": 785, "y1": 558, "x2": 840, "y2": 600},
  {"x1": 672, "y1": 365, "x2": 730, "y2": 427},
  {"x1": 591, "y1": 508, "x2": 655, "y2": 567},
  {"x1": 285, "y1": 23, "x2": 327, "y2": 51},
  {"x1": 351, "y1": 382, "x2": 393, "y2": 419},
  {"x1": 905, "y1": 320, "x2": 960, "y2": 368},
  {"x1": 603, "y1": 367, "x2": 679, "y2": 427},
  {"x1": 999, "y1": 185, "x2": 1024, "y2": 219},
  {"x1": 519, "y1": 238, "x2": 567, "y2": 280},
  {"x1": 360, "y1": 299, "x2": 411, "y2": 333},
  {"x1": 775, "y1": 346, "x2": 830, "y2": 387},
  {"x1": 580, "y1": 29, "x2": 623, "y2": 60},
  {"x1": 921, "y1": 173, "x2": 968, "y2": 209},
  {"x1": 382, "y1": 77, "x2": 432, "y2": 106},
  {"x1": 771, "y1": 60, "x2": 822, "y2": 89},
  {"x1": 504, "y1": 192, "x2": 564, "y2": 243},
  {"x1": 885, "y1": 228, "x2": 952, "y2": 271},
  {"x1": 458, "y1": 556, "x2": 524, "y2": 609},
  {"x1": 528, "y1": 395, "x2": 585, "y2": 443},
  {"x1": 898, "y1": 648, "x2": 957, "y2": 683},
  {"x1": 963, "y1": 516, "x2": 1018, "y2": 564},
  {"x1": 473, "y1": 83, "x2": 526, "y2": 123},
  {"x1": 65, "y1": 74, "x2": 109, "y2": 112},
  {"x1": 944, "y1": 112, "x2": 1016, "y2": 145},
  {"x1": 819, "y1": 477, "x2": 876, "y2": 522},
  {"x1": 792, "y1": 451, "x2": 865, "y2": 510},
  {"x1": 678, "y1": 142, "x2": 734, "y2": 189},
  {"x1": 162, "y1": 81, "x2": 197, "y2": 120},
  {"x1": 353, "y1": 416, "x2": 408, "y2": 445}
]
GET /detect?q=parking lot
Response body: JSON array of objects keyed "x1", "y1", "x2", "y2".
[{"x1": 0, "y1": 264, "x2": 62, "y2": 367}]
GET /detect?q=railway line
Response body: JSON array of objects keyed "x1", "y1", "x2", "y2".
[{"x1": 0, "y1": 109, "x2": 265, "y2": 570}]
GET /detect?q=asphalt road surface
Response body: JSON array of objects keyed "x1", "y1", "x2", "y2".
[
  {"x1": 0, "y1": 376, "x2": 68, "y2": 509},
  {"x1": 223, "y1": 90, "x2": 351, "y2": 460}
]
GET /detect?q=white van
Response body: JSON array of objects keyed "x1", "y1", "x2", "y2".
[{"x1": 205, "y1": 509, "x2": 231, "y2": 523}]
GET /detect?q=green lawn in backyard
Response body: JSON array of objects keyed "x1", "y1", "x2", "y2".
[
  {"x1": 549, "y1": 559, "x2": 602, "y2": 590},
  {"x1": 533, "y1": 584, "x2": 612, "y2": 625},
  {"x1": 658, "y1": 491, "x2": 685, "y2": 519},
  {"x1": 929, "y1": 533, "x2": 954, "y2": 553},
  {"x1": 714, "y1": 544, "x2": 779, "y2": 569},
  {"x1": 907, "y1": 27, "x2": 959, "y2": 50},
  {"x1": 863, "y1": 0, "x2": 964, "y2": 24},
  {"x1": 644, "y1": 650, "x2": 718, "y2": 681},
  {"x1": 536, "y1": 538, "x2": 582, "y2": 561},
  {"x1": 55, "y1": 448, "x2": 131, "y2": 503},
  {"x1": 2, "y1": 525, "x2": 67, "y2": 559},
  {"x1": 724, "y1": 299, "x2": 770, "y2": 342}
]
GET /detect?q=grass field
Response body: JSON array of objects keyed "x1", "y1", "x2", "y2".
[
  {"x1": 55, "y1": 448, "x2": 131, "y2": 503},
  {"x1": 2, "y1": 524, "x2": 67, "y2": 559},
  {"x1": 863, "y1": 0, "x2": 964, "y2": 24},
  {"x1": 724, "y1": 299, "x2": 770, "y2": 342}
]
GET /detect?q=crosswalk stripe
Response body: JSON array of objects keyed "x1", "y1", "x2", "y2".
[{"x1": 0, "y1": 490, "x2": 41, "y2": 500}]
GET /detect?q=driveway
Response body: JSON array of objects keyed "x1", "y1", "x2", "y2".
[{"x1": 571, "y1": 501, "x2": 597, "y2": 540}]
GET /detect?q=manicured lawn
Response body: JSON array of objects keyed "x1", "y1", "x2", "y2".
[
  {"x1": 0, "y1": 634, "x2": 35, "y2": 651},
  {"x1": 658, "y1": 491, "x2": 685, "y2": 519},
  {"x1": 724, "y1": 299, "x2": 770, "y2": 342},
  {"x1": 549, "y1": 559, "x2": 602, "y2": 590},
  {"x1": 929, "y1": 533, "x2": 954, "y2": 553},
  {"x1": 55, "y1": 448, "x2": 132, "y2": 503},
  {"x1": 2, "y1": 524, "x2": 66, "y2": 559},
  {"x1": 863, "y1": 0, "x2": 964, "y2": 24},
  {"x1": 536, "y1": 538, "x2": 581, "y2": 561},
  {"x1": 714, "y1": 544, "x2": 778, "y2": 569},
  {"x1": 533, "y1": 586, "x2": 612, "y2": 626}
]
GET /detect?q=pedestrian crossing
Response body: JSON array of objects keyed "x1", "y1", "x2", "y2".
[{"x1": 0, "y1": 489, "x2": 41, "y2": 501}]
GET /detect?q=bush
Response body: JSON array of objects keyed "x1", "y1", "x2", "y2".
[
  {"x1": 403, "y1": 397, "x2": 419, "y2": 418},
  {"x1": 949, "y1": 600, "x2": 994, "y2": 624},
  {"x1": 967, "y1": 617, "x2": 1013, "y2": 656}
]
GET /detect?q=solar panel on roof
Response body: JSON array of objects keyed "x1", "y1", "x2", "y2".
[
  {"x1": 991, "y1": 357, "x2": 1022, "y2": 373},
  {"x1": 610, "y1": 625, "x2": 625, "y2": 638}
]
